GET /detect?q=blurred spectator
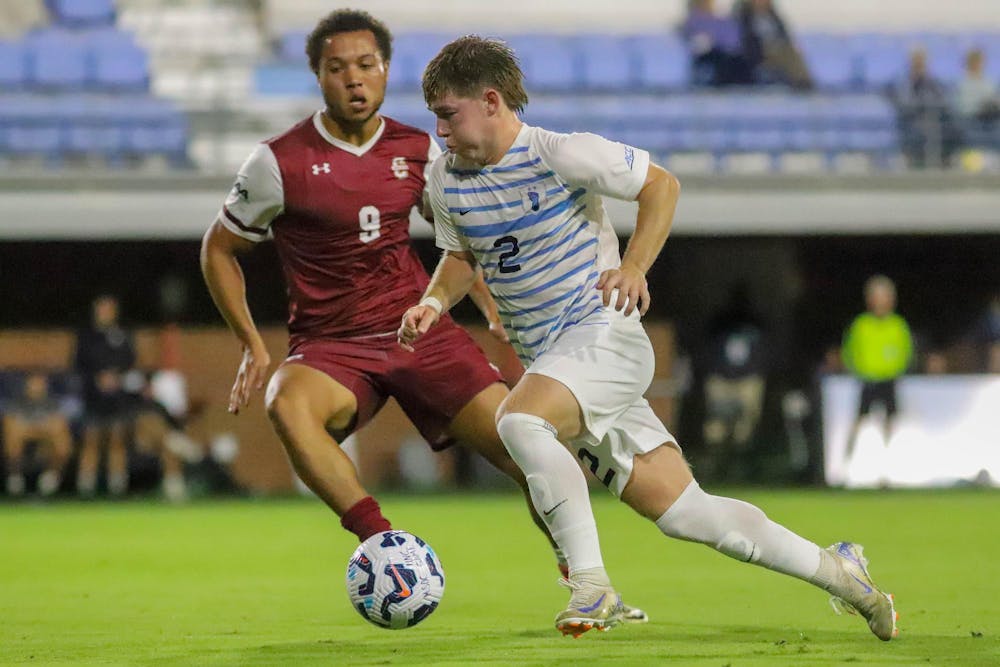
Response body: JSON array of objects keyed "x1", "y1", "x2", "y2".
[
  {"x1": 841, "y1": 276, "x2": 913, "y2": 458},
  {"x1": 680, "y1": 0, "x2": 753, "y2": 87},
  {"x1": 698, "y1": 284, "x2": 769, "y2": 480},
  {"x1": 2, "y1": 372, "x2": 72, "y2": 497},
  {"x1": 966, "y1": 290, "x2": 1000, "y2": 373},
  {"x1": 955, "y1": 49, "x2": 1000, "y2": 125},
  {"x1": 0, "y1": 0, "x2": 49, "y2": 39},
  {"x1": 74, "y1": 294, "x2": 135, "y2": 497},
  {"x1": 734, "y1": 0, "x2": 813, "y2": 90},
  {"x1": 890, "y1": 48, "x2": 960, "y2": 168}
]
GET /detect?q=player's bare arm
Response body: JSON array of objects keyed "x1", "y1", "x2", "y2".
[
  {"x1": 597, "y1": 162, "x2": 680, "y2": 316},
  {"x1": 200, "y1": 219, "x2": 272, "y2": 414},
  {"x1": 421, "y1": 192, "x2": 507, "y2": 341},
  {"x1": 397, "y1": 250, "x2": 477, "y2": 351}
]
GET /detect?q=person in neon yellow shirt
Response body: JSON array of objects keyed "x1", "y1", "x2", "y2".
[{"x1": 842, "y1": 275, "x2": 913, "y2": 457}]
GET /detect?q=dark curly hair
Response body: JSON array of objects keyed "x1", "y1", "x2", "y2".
[{"x1": 305, "y1": 9, "x2": 393, "y2": 74}]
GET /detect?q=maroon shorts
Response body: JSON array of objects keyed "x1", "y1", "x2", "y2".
[{"x1": 283, "y1": 317, "x2": 503, "y2": 449}]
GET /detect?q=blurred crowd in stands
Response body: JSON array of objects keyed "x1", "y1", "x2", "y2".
[
  {"x1": 2, "y1": 0, "x2": 1000, "y2": 171},
  {"x1": 1, "y1": 294, "x2": 242, "y2": 501}
]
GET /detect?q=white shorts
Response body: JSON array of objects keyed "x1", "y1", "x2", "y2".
[{"x1": 525, "y1": 318, "x2": 679, "y2": 497}]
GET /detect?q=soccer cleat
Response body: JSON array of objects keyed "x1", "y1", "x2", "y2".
[
  {"x1": 554, "y1": 577, "x2": 625, "y2": 637},
  {"x1": 825, "y1": 542, "x2": 898, "y2": 641},
  {"x1": 558, "y1": 562, "x2": 648, "y2": 623}
]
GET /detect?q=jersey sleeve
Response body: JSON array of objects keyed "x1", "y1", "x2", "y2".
[
  {"x1": 218, "y1": 143, "x2": 284, "y2": 242},
  {"x1": 426, "y1": 158, "x2": 469, "y2": 252},
  {"x1": 424, "y1": 135, "x2": 443, "y2": 180},
  {"x1": 534, "y1": 129, "x2": 650, "y2": 201}
]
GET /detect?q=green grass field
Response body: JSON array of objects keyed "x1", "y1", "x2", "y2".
[{"x1": 2, "y1": 489, "x2": 998, "y2": 666}]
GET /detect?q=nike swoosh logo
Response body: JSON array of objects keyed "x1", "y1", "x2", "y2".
[
  {"x1": 458, "y1": 208, "x2": 473, "y2": 215},
  {"x1": 578, "y1": 593, "x2": 606, "y2": 613},
  {"x1": 389, "y1": 564, "x2": 412, "y2": 598},
  {"x1": 849, "y1": 573, "x2": 873, "y2": 594},
  {"x1": 543, "y1": 499, "x2": 567, "y2": 516}
]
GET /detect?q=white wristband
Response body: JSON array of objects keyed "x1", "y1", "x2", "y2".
[{"x1": 419, "y1": 296, "x2": 444, "y2": 314}]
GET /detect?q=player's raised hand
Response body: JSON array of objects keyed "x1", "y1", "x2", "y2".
[
  {"x1": 398, "y1": 305, "x2": 440, "y2": 352},
  {"x1": 229, "y1": 342, "x2": 270, "y2": 414},
  {"x1": 596, "y1": 263, "x2": 650, "y2": 316}
]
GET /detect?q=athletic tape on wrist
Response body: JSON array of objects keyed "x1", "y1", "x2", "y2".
[{"x1": 420, "y1": 296, "x2": 444, "y2": 314}]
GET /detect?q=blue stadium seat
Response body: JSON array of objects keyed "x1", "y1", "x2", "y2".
[
  {"x1": 26, "y1": 29, "x2": 89, "y2": 90},
  {"x1": 279, "y1": 31, "x2": 308, "y2": 64},
  {"x1": 0, "y1": 40, "x2": 28, "y2": 90},
  {"x1": 387, "y1": 32, "x2": 451, "y2": 92},
  {"x1": 506, "y1": 35, "x2": 579, "y2": 92},
  {"x1": 255, "y1": 63, "x2": 315, "y2": 96},
  {"x1": 91, "y1": 33, "x2": 149, "y2": 91},
  {"x1": 798, "y1": 33, "x2": 856, "y2": 89},
  {"x1": 575, "y1": 34, "x2": 635, "y2": 92},
  {"x1": 851, "y1": 34, "x2": 908, "y2": 89},
  {"x1": 631, "y1": 34, "x2": 690, "y2": 90},
  {"x1": 48, "y1": 0, "x2": 116, "y2": 27}
]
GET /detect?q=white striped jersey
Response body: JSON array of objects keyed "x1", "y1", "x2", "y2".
[{"x1": 427, "y1": 124, "x2": 650, "y2": 365}]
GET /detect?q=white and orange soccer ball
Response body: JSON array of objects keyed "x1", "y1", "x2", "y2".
[{"x1": 345, "y1": 530, "x2": 445, "y2": 629}]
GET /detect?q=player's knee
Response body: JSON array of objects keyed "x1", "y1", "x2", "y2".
[{"x1": 496, "y1": 412, "x2": 556, "y2": 449}]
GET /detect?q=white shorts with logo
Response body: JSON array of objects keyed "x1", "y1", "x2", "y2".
[{"x1": 524, "y1": 316, "x2": 679, "y2": 497}]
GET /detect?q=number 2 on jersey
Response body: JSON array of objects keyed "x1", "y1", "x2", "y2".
[
  {"x1": 493, "y1": 235, "x2": 522, "y2": 273},
  {"x1": 358, "y1": 205, "x2": 381, "y2": 243}
]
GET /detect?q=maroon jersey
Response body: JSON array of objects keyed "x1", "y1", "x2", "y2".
[{"x1": 219, "y1": 112, "x2": 441, "y2": 341}]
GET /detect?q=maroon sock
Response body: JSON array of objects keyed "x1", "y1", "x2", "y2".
[{"x1": 341, "y1": 496, "x2": 392, "y2": 542}]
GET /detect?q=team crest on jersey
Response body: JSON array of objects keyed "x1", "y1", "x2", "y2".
[
  {"x1": 391, "y1": 157, "x2": 409, "y2": 179},
  {"x1": 521, "y1": 188, "x2": 545, "y2": 213}
]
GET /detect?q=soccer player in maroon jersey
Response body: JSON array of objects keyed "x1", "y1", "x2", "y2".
[{"x1": 199, "y1": 8, "x2": 647, "y2": 622}]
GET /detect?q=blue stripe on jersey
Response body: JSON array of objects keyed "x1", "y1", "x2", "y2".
[
  {"x1": 516, "y1": 298, "x2": 606, "y2": 349},
  {"x1": 498, "y1": 280, "x2": 587, "y2": 317},
  {"x1": 462, "y1": 188, "x2": 585, "y2": 239},
  {"x1": 480, "y1": 205, "x2": 587, "y2": 256},
  {"x1": 479, "y1": 218, "x2": 587, "y2": 270},
  {"x1": 506, "y1": 145, "x2": 530, "y2": 154},
  {"x1": 503, "y1": 261, "x2": 597, "y2": 303},
  {"x1": 511, "y1": 295, "x2": 601, "y2": 333},
  {"x1": 444, "y1": 171, "x2": 554, "y2": 195},
  {"x1": 448, "y1": 157, "x2": 541, "y2": 176},
  {"x1": 448, "y1": 184, "x2": 567, "y2": 215},
  {"x1": 486, "y1": 238, "x2": 598, "y2": 285}
]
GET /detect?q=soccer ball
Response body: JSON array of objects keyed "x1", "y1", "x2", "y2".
[{"x1": 345, "y1": 530, "x2": 445, "y2": 629}]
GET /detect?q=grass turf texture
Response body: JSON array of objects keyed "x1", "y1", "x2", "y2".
[{"x1": 2, "y1": 490, "x2": 998, "y2": 666}]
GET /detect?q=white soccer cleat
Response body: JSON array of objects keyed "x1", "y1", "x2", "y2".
[
  {"x1": 826, "y1": 542, "x2": 898, "y2": 641},
  {"x1": 554, "y1": 577, "x2": 625, "y2": 638},
  {"x1": 557, "y1": 562, "x2": 647, "y2": 624}
]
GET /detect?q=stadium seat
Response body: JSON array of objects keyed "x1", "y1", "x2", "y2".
[
  {"x1": 575, "y1": 34, "x2": 635, "y2": 92},
  {"x1": 387, "y1": 32, "x2": 451, "y2": 92},
  {"x1": 254, "y1": 63, "x2": 315, "y2": 96},
  {"x1": 0, "y1": 40, "x2": 28, "y2": 90},
  {"x1": 851, "y1": 34, "x2": 909, "y2": 89},
  {"x1": 48, "y1": 0, "x2": 116, "y2": 27},
  {"x1": 506, "y1": 35, "x2": 579, "y2": 92},
  {"x1": 26, "y1": 29, "x2": 90, "y2": 90},
  {"x1": 91, "y1": 36, "x2": 150, "y2": 91},
  {"x1": 798, "y1": 33, "x2": 856, "y2": 90},
  {"x1": 279, "y1": 31, "x2": 308, "y2": 63},
  {"x1": 631, "y1": 34, "x2": 690, "y2": 90}
]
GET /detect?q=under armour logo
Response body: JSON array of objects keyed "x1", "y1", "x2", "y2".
[{"x1": 311, "y1": 162, "x2": 331, "y2": 175}]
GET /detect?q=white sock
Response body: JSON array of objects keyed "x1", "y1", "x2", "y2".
[
  {"x1": 656, "y1": 480, "x2": 829, "y2": 586},
  {"x1": 497, "y1": 412, "x2": 605, "y2": 574}
]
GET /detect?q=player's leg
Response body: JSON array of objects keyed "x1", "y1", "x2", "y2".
[
  {"x1": 444, "y1": 382, "x2": 556, "y2": 547},
  {"x1": 36, "y1": 415, "x2": 72, "y2": 496},
  {"x1": 881, "y1": 381, "x2": 899, "y2": 446},
  {"x1": 133, "y1": 409, "x2": 189, "y2": 502},
  {"x1": 620, "y1": 441, "x2": 897, "y2": 640},
  {"x1": 76, "y1": 423, "x2": 103, "y2": 496},
  {"x1": 845, "y1": 382, "x2": 875, "y2": 458},
  {"x1": 2, "y1": 416, "x2": 28, "y2": 496},
  {"x1": 496, "y1": 373, "x2": 623, "y2": 635},
  {"x1": 265, "y1": 362, "x2": 389, "y2": 540},
  {"x1": 105, "y1": 421, "x2": 128, "y2": 496}
]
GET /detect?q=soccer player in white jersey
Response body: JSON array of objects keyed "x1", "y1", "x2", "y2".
[{"x1": 398, "y1": 35, "x2": 898, "y2": 641}]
